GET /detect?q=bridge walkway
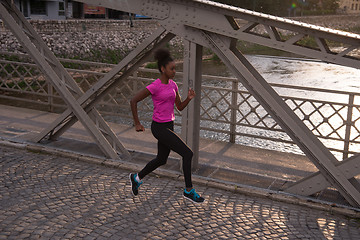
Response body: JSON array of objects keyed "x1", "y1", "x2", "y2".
[{"x1": 1, "y1": 104, "x2": 356, "y2": 212}]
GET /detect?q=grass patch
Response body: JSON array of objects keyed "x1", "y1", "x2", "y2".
[
  {"x1": 5, "y1": 80, "x2": 44, "y2": 91},
  {"x1": 145, "y1": 62, "x2": 157, "y2": 69},
  {"x1": 346, "y1": 26, "x2": 360, "y2": 34},
  {"x1": 210, "y1": 53, "x2": 221, "y2": 62},
  {"x1": 0, "y1": 54, "x2": 38, "y2": 78},
  {"x1": 237, "y1": 41, "x2": 298, "y2": 57},
  {"x1": 57, "y1": 48, "x2": 130, "y2": 66},
  {"x1": 89, "y1": 48, "x2": 127, "y2": 64},
  {"x1": 60, "y1": 59, "x2": 83, "y2": 70}
]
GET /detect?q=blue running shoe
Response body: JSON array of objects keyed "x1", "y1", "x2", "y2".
[
  {"x1": 129, "y1": 173, "x2": 142, "y2": 196},
  {"x1": 183, "y1": 189, "x2": 204, "y2": 203}
]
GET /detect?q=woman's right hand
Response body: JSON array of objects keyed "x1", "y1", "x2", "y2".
[
  {"x1": 135, "y1": 124, "x2": 145, "y2": 132},
  {"x1": 130, "y1": 88, "x2": 151, "y2": 133}
]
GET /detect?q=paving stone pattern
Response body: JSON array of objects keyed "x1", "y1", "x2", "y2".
[{"x1": 0, "y1": 145, "x2": 359, "y2": 240}]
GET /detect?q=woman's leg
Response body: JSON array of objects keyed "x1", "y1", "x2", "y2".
[
  {"x1": 138, "y1": 121, "x2": 193, "y2": 188},
  {"x1": 138, "y1": 140, "x2": 170, "y2": 179},
  {"x1": 152, "y1": 122, "x2": 193, "y2": 188},
  {"x1": 138, "y1": 121, "x2": 171, "y2": 179}
]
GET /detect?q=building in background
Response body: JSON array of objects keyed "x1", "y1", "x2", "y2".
[
  {"x1": 338, "y1": 0, "x2": 360, "y2": 14},
  {"x1": 13, "y1": 0, "x2": 129, "y2": 20},
  {"x1": 14, "y1": 0, "x2": 68, "y2": 20}
]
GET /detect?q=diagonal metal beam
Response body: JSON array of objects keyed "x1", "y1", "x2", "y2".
[
  {"x1": 33, "y1": 28, "x2": 174, "y2": 143},
  {"x1": 1, "y1": 0, "x2": 81, "y2": 95},
  {"x1": 0, "y1": 0, "x2": 127, "y2": 159},
  {"x1": 286, "y1": 154, "x2": 360, "y2": 196},
  {"x1": 197, "y1": 29, "x2": 360, "y2": 207},
  {"x1": 33, "y1": 27, "x2": 168, "y2": 141}
]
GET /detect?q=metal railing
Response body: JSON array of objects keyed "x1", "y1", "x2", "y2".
[{"x1": 1, "y1": 51, "x2": 360, "y2": 160}]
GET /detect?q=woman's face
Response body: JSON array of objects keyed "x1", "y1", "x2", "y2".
[{"x1": 161, "y1": 61, "x2": 176, "y2": 79}]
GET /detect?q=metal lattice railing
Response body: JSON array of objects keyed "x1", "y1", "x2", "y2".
[{"x1": 1, "y1": 51, "x2": 360, "y2": 160}]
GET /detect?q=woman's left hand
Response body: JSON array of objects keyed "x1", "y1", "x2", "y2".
[{"x1": 188, "y1": 88, "x2": 196, "y2": 100}]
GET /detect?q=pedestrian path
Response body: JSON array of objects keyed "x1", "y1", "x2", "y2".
[
  {"x1": 1, "y1": 145, "x2": 359, "y2": 239},
  {"x1": 0, "y1": 104, "x2": 358, "y2": 212}
]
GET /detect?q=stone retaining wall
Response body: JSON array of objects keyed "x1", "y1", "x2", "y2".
[
  {"x1": 0, "y1": 19, "x2": 166, "y2": 58},
  {"x1": 1, "y1": 15, "x2": 359, "y2": 58}
]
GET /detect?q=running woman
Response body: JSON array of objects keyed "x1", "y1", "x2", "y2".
[{"x1": 129, "y1": 48, "x2": 204, "y2": 203}]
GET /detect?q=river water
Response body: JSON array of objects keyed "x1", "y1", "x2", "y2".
[{"x1": 204, "y1": 55, "x2": 360, "y2": 92}]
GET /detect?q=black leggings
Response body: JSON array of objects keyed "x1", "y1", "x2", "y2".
[{"x1": 138, "y1": 121, "x2": 193, "y2": 188}]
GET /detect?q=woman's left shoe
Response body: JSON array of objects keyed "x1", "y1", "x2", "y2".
[
  {"x1": 129, "y1": 173, "x2": 142, "y2": 196},
  {"x1": 183, "y1": 189, "x2": 205, "y2": 203}
]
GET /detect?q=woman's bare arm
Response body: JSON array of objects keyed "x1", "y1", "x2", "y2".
[
  {"x1": 175, "y1": 88, "x2": 196, "y2": 111},
  {"x1": 130, "y1": 88, "x2": 151, "y2": 131}
]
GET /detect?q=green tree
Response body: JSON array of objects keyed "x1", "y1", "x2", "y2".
[
  {"x1": 213, "y1": 0, "x2": 297, "y2": 16},
  {"x1": 321, "y1": 0, "x2": 340, "y2": 13},
  {"x1": 212, "y1": 0, "x2": 340, "y2": 16},
  {"x1": 300, "y1": 0, "x2": 339, "y2": 14}
]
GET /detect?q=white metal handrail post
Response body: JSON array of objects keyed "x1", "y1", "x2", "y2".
[
  {"x1": 343, "y1": 94, "x2": 355, "y2": 160},
  {"x1": 230, "y1": 72, "x2": 239, "y2": 143},
  {"x1": 47, "y1": 84, "x2": 54, "y2": 112}
]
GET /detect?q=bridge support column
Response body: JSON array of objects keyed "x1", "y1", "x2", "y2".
[{"x1": 181, "y1": 41, "x2": 203, "y2": 170}]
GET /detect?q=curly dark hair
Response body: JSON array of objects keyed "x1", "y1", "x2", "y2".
[{"x1": 154, "y1": 48, "x2": 174, "y2": 73}]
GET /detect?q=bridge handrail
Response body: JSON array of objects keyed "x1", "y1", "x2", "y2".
[{"x1": 1, "y1": 51, "x2": 359, "y2": 159}]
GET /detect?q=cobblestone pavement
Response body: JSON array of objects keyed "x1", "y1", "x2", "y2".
[{"x1": 1, "y1": 145, "x2": 360, "y2": 240}]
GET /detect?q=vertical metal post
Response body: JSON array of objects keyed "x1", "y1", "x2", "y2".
[
  {"x1": 48, "y1": 84, "x2": 54, "y2": 112},
  {"x1": 343, "y1": 94, "x2": 355, "y2": 160},
  {"x1": 133, "y1": 71, "x2": 138, "y2": 92},
  {"x1": 230, "y1": 80, "x2": 238, "y2": 143},
  {"x1": 181, "y1": 41, "x2": 203, "y2": 169}
]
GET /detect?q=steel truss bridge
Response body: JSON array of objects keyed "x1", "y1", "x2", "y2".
[{"x1": 1, "y1": 0, "x2": 360, "y2": 207}]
